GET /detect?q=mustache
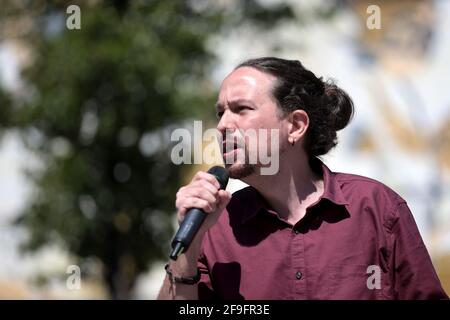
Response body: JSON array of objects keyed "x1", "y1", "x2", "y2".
[{"x1": 220, "y1": 135, "x2": 245, "y2": 151}]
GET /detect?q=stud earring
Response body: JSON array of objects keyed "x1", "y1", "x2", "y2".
[{"x1": 289, "y1": 137, "x2": 295, "y2": 146}]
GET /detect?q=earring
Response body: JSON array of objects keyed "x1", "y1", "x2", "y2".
[{"x1": 289, "y1": 137, "x2": 295, "y2": 146}]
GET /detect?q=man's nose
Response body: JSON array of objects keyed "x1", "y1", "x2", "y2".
[{"x1": 216, "y1": 110, "x2": 236, "y2": 134}]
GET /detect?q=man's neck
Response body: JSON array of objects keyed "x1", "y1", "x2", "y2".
[{"x1": 243, "y1": 156, "x2": 324, "y2": 225}]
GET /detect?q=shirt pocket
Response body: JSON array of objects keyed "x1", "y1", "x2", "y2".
[{"x1": 327, "y1": 264, "x2": 385, "y2": 300}]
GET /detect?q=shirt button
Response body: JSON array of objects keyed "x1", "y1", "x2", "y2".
[
  {"x1": 296, "y1": 271, "x2": 302, "y2": 280},
  {"x1": 293, "y1": 229, "x2": 299, "y2": 234}
]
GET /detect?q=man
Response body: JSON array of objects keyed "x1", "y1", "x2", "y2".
[{"x1": 157, "y1": 57, "x2": 448, "y2": 300}]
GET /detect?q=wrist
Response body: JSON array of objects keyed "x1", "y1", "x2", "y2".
[
  {"x1": 165, "y1": 263, "x2": 200, "y2": 285},
  {"x1": 183, "y1": 233, "x2": 204, "y2": 258},
  {"x1": 167, "y1": 231, "x2": 204, "y2": 277},
  {"x1": 169, "y1": 248, "x2": 200, "y2": 278}
]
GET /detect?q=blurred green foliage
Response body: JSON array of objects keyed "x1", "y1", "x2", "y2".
[{"x1": 0, "y1": 0, "x2": 294, "y2": 298}]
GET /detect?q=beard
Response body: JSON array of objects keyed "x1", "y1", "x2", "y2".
[
  {"x1": 225, "y1": 162, "x2": 256, "y2": 179},
  {"x1": 222, "y1": 144, "x2": 257, "y2": 179},
  {"x1": 220, "y1": 129, "x2": 286, "y2": 179}
]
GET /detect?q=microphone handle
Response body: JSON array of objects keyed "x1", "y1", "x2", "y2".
[{"x1": 170, "y1": 208, "x2": 206, "y2": 260}]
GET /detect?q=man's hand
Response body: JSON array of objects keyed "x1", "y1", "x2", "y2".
[
  {"x1": 157, "y1": 171, "x2": 231, "y2": 300},
  {"x1": 175, "y1": 171, "x2": 231, "y2": 241}
]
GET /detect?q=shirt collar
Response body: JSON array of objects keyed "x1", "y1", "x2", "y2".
[
  {"x1": 313, "y1": 157, "x2": 350, "y2": 207},
  {"x1": 239, "y1": 158, "x2": 350, "y2": 224}
]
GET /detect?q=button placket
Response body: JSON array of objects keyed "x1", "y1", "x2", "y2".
[{"x1": 291, "y1": 227, "x2": 306, "y2": 298}]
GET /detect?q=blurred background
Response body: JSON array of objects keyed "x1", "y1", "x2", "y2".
[{"x1": 0, "y1": 0, "x2": 449, "y2": 299}]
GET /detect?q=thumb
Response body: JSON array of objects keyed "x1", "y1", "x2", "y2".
[{"x1": 216, "y1": 190, "x2": 231, "y2": 212}]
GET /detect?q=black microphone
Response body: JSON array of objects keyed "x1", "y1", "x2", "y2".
[{"x1": 170, "y1": 166, "x2": 229, "y2": 260}]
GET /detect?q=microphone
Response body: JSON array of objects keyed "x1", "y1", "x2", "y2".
[{"x1": 170, "y1": 166, "x2": 229, "y2": 260}]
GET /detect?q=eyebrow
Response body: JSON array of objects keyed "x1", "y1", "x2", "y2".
[{"x1": 215, "y1": 99, "x2": 255, "y2": 111}]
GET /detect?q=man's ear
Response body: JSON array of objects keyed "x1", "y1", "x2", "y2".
[{"x1": 289, "y1": 109, "x2": 309, "y2": 143}]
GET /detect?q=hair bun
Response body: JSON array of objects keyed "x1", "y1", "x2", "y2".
[{"x1": 324, "y1": 81, "x2": 354, "y2": 131}]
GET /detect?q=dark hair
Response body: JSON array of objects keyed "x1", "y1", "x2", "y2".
[{"x1": 236, "y1": 57, "x2": 354, "y2": 159}]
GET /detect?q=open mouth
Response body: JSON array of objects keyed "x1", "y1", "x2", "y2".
[
  {"x1": 222, "y1": 138, "x2": 247, "y2": 163},
  {"x1": 222, "y1": 140, "x2": 244, "y2": 156}
]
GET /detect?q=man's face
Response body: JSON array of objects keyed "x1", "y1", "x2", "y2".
[{"x1": 215, "y1": 67, "x2": 288, "y2": 179}]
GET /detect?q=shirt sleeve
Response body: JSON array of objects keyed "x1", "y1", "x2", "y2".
[{"x1": 389, "y1": 201, "x2": 448, "y2": 299}]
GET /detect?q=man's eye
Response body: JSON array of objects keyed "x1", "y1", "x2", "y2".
[
  {"x1": 216, "y1": 111, "x2": 224, "y2": 118},
  {"x1": 237, "y1": 106, "x2": 251, "y2": 112}
]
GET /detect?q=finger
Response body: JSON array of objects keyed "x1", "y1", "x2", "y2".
[
  {"x1": 179, "y1": 197, "x2": 215, "y2": 214},
  {"x1": 217, "y1": 190, "x2": 232, "y2": 209},
  {"x1": 182, "y1": 187, "x2": 217, "y2": 204},
  {"x1": 176, "y1": 196, "x2": 215, "y2": 218},
  {"x1": 189, "y1": 180, "x2": 219, "y2": 197},
  {"x1": 192, "y1": 171, "x2": 221, "y2": 190}
]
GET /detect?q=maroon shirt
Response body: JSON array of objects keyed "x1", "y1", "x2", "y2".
[{"x1": 197, "y1": 159, "x2": 448, "y2": 300}]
